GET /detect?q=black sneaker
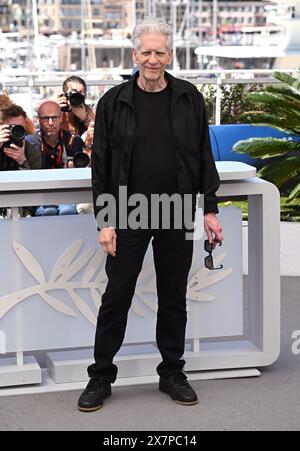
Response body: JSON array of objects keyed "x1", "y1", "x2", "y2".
[
  {"x1": 78, "y1": 376, "x2": 111, "y2": 412},
  {"x1": 159, "y1": 373, "x2": 198, "y2": 405}
]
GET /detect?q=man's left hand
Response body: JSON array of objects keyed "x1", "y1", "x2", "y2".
[
  {"x1": 3, "y1": 143, "x2": 26, "y2": 166},
  {"x1": 84, "y1": 121, "x2": 94, "y2": 148},
  {"x1": 204, "y1": 213, "x2": 224, "y2": 249}
]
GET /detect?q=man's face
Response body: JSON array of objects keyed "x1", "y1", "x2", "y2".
[
  {"x1": 5, "y1": 115, "x2": 27, "y2": 129},
  {"x1": 38, "y1": 103, "x2": 62, "y2": 139},
  {"x1": 132, "y1": 33, "x2": 173, "y2": 83}
]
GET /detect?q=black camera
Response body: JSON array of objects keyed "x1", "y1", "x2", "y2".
[
  {"x1": 5, "y1": 124, "x2": 26, "y2": 148},
  {"x1": 69, "y1": 151, "x2": 90, "y2": 168},
  {"x1": 61, "y1": 90, "x2": 85, "y2": 112}
]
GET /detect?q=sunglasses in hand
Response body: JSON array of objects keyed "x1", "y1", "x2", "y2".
[{"x1": 204, "y1": 239, "x2": 223, "y2": 271}]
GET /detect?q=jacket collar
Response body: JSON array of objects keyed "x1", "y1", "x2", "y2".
[{"x1": 117, "y1": 70, "x2": 189, "y2": 109}]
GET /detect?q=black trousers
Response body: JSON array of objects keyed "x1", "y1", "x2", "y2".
[{"x1": 88, "y1": 228, "x2": 194, "y2": 382}]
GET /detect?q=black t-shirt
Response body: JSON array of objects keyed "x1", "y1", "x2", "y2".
[
  {"x1": 124, "y1": 82, "x2": 195, "y2": 230},
  {"x1": 128, "y1": 82, "x2": 177, "y2": 197}
]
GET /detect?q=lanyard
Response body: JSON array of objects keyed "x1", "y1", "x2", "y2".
[{"x1": 41, "y1": 129, "x2": 65, "y2": 168}]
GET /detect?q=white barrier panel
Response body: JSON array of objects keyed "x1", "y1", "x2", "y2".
[
  {"x1": 0, "y1": 208, "x2": 242, "y2": 353},
  {"x1": 0, "y1": 163, "x2": 281, "y2": 389}
]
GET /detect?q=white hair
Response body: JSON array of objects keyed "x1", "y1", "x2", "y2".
[{"x1": 132, "y1": 18, "x2": 173, "y2": 50}]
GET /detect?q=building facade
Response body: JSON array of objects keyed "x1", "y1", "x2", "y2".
[
  {"x1": 0, "y1": 1, "x2": 11, "y2": 33},
  {"x1": 1, "y1": 1, "x2": 278, "y2": 38}
]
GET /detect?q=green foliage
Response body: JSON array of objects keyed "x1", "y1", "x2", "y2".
[
  {"x1": 220, "y1": 84, "x2": 262, "y2": 124},
  {"x1": 198, "y1": 83, "x2": 262, "y2": 124},
  {"x1": 234, "y1": 137, "x2": 300, "y2": 158},
  {"x1": 265, "y1": 85, "x2": 300, "y2": 105},
  {"x1": 239, "y1": 111, "x2": 300, "y2": 134},
  {"x1": 232, "y1": 69, "x2": 300, "y2": 220},
  {"x1": 219, "y1": 197, "x2": 300, "y2": 222},
  {"x1": 287, "y1": 182, "x2": 300, "y2": 202},
  {"x1": 258, "y1": 156, "x2": 300, "y2": 188},
  {"x1": 197, "y1": 84, "x2": 216, "y2": 124},
  {"x1": 278, "y1": 196, "x2": 300, "y2": 222}
]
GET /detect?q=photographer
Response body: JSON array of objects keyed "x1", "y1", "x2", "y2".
[
  {"x1": 27, "y1": 99, "x2": 85, "y2": 167},
  {"x1": 26, "y1": 99, "x2": 85, "y2": 216},
  {"x1": 0, "y1": 97, "x2": 42, "y2": 218},
  {"x1": 0, "y1": 124, "x2": 27, "y2": 171},
  {"x1": 56, "y1": 76, "x2": 95, "y2": 215},
  {"x1": 0, "y1": 99, "x2": 40, "y2": 172},
  {"x1": 56, "y1": 75, "x2": 95, "y2": 151}
]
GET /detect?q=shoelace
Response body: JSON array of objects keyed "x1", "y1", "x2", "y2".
[
  {"x1": 173, "y1": 373, "x2": 188, "y2": 388},
  {"x1": 87, "y1": 377, "x2": 103, "y2": 390}
]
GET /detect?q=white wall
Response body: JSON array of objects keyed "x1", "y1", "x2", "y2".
[{"x1": 243, "y1": 222, "x2": 300, "y2": 276}]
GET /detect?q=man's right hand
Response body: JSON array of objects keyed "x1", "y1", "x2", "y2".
[
  {"x1": 98, "y1": 227, "x2": 117, "y2": 257},
  {"x1": 0, "y1": 124, "x2": 10, "y2": 148}
]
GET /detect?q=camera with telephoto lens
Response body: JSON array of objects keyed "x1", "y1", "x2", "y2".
[
  {"x1": 68, "y1": 151, "x2": 90, "y2": 168},
  {"x1": 60, "y1": 90, "x2": 85, "y2": 112},
  {"x1": 5, "y1": 124, "x2": 26, "y2": 148}
]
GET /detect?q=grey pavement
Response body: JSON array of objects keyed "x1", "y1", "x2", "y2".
[{"x1": 0, "y1": 276, "x2": 300, "y2": 431}]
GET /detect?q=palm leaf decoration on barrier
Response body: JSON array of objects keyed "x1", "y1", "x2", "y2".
[{"x1": 0, "y1": 241, "x2": 231, "y2": 324}]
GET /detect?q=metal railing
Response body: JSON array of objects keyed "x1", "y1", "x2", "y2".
[{"x1": 0, "y1": 69, "x2": 297, "y2": 125}]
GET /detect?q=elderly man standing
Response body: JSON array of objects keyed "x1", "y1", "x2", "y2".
[{"x1": 78, "y1": 19, "x2": 223, "y2": 412}]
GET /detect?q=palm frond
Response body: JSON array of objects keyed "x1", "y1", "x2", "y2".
[
  {"x1": 239, "y1": 112, "x2": 300, "y2": 135},
  {"x1": 273, "y1": 72, "x2": 300, "y2": 94},
  {"x1": 265, "y1": 86, "x2": 300, "y2": 106},
  {"x1": 287, "y1": 183, "x2": 300, "y2": 202},
  {"x1": 233, "y1": 138, "x2": 300, "y2": 158},
  {"x1": 237, "y1": 70, "x2": 300, "y2": 202},
  {"x1": 258, "y1": 156, "x2": 300, "y2": 187},
  {"x1": 246, "y1": 92, "x2": 300, "y2": 117},
  {"x1": 247, "y1": 112, "x2": 300, "y2": 132}
]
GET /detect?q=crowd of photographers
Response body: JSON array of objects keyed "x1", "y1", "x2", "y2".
[{"x1": 0, "y1": 76, "x2": 95, "y2": 218}]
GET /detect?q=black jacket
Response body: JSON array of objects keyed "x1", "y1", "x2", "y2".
[
  {"x1": 26, "y1": 130, "x2": 84, "y2": 169},
  {"x1": 92, "y1": 71, "x2": 220, "y2": 222}
]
